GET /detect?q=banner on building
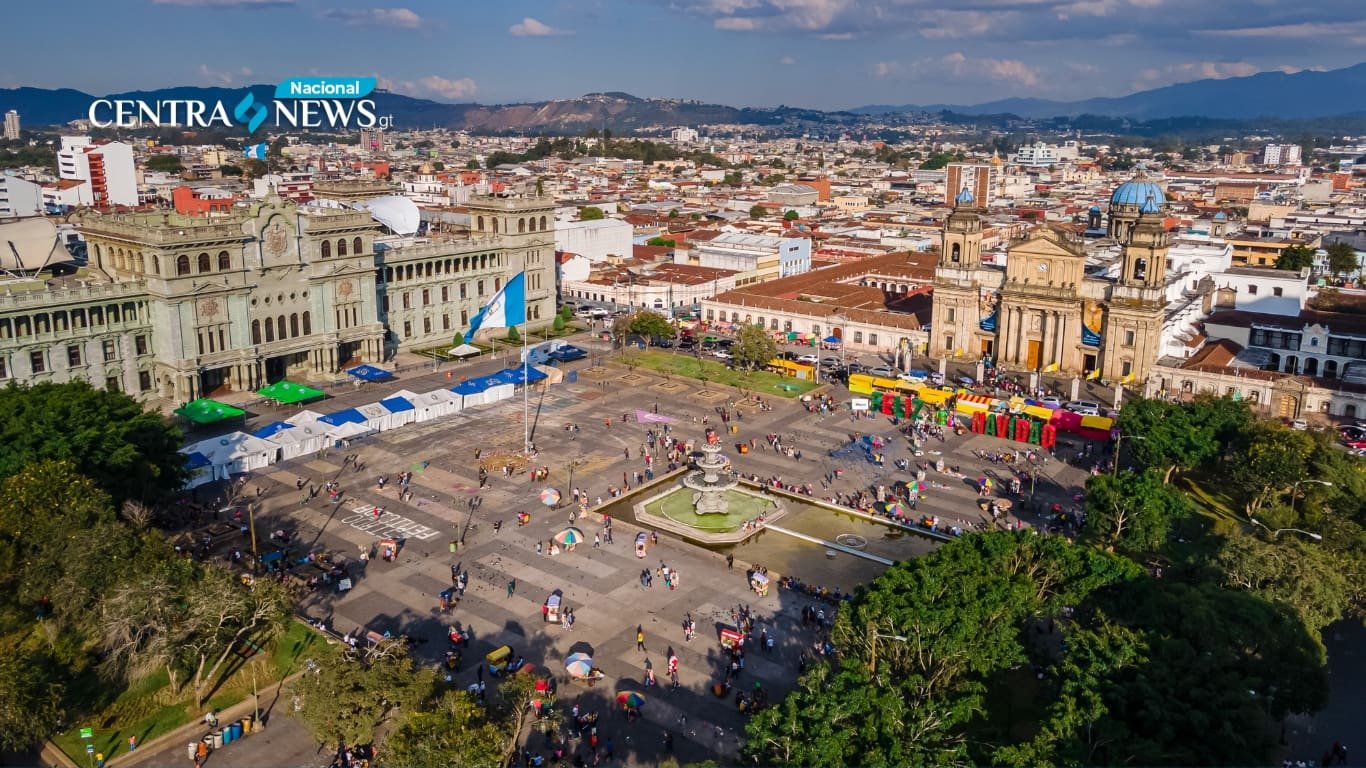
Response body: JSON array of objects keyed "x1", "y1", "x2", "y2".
[
  {"x1": 1082, "y1": 301, "x2": 1104, "y2": 346},
  {"x1": 979, "y1": 288, "x2": 1000, "y2": 332}
]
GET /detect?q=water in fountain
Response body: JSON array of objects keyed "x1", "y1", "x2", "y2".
[{"x1": 681, "y1": 428, "x2": 738, "y2": 514}]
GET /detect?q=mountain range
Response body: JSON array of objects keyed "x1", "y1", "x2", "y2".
[
  {"x1": 852, "y1": 62, "x2": 1366, "y2": 120},
  {"x1": 2, "y1": 62, "x2": 1365, "y2": 134}
]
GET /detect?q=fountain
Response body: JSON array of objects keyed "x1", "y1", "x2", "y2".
[
  {"x1": 681, "y1": 428, "x2": 739, "y2": 515},
  {"x1": 633, "y1": 429, "x2": 787, "y2": 544}
]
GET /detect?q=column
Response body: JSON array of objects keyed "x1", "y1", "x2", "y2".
[
  {"x1": 1004, "y1": 307, "x2": 1018, "y2": 364},
  {"x1": 1051, "y1": 312, "x2": 1063, "y2": 367}
]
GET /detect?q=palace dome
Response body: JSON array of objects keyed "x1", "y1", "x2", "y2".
[{"x1": 1110, "y1": 177, "x2": 1165, "y2": 208}]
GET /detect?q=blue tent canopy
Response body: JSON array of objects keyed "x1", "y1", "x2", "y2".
[
  {"x1": 347, "y1": 364, "x2": 394, "y2": 382},
  {"x1": 319, "y1": 408, "x2": 367, "y2": 426},
  {"x1": 252, "y1": 421, "x2": 295, "y2": 439},
  {"x1": 184, "y1": 451, "x2": 212, "y2": 469},
  {"x1": 498, "y1": 366, "x2": 548, "y2": 385},
  {"x1": 823, "y1": 335, "x2": 842, "y2": 344},
  {"x1": 379, "y1": 395, "x2": 415, "y2": 413},
  {"x1": 451, "y1": 376, "x2": 497, "y2": 395}
]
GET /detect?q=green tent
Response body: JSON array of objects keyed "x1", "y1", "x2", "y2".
[
  {"x1": 175, "y1": 398, "x2": 246, "y2": 425},
  {"x1": 256, "y1": 380, "x2": 325, "y2": 404}
]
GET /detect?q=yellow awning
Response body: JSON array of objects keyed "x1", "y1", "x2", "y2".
[{"x1": 1080, "y1": 414, "x2": 1114, "y2": 430}]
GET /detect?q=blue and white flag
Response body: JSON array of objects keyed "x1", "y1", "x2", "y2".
[
  {"x1": 464, "y1": 272, "x2": 526, "y2": 343},
  {"x1": 243, "y1": 143, "x2": 268, "y2": 160}
]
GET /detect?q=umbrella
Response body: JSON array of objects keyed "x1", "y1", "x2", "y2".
[
  {"x1": 539, "y1": 488, "x2": 561, "y2": 507},
  {"x1": 959, "y1": 376, "x2": 976, "y2": 385},
  {"x1": 530, "y1": 698, "x2": 547, "y2": 710},
  {"x1": 565, "y1": 652, "x2": 593, "y2": 677},
  {"x1": 554, "y1": 527, "x2": 585, "y2": 546},
  {"x1": 914, "y1": 480, "x2": 928, "y2": 492},
  {"x1": 616, "y1": 691, "x2": 645, "y2": 708},
  {"x1": 884, "y1": 500, "x2": 908, "y2": 517}
]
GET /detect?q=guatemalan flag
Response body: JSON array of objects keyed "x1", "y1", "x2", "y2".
[
  {"x1": 243, "y1": 143, "x2": 268, "y2": 160},
  {"x1": 464, "y1": 272, "x2": 526, "y2": 343}
]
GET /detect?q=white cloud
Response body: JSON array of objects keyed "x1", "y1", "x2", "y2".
[
  {"x1": 153, "y1": 0, "x2": 292, "y2": 6},
  {"x1": 1055, "y1": 0, "x2": 1119, "y2": 19},
  {"x1": 198, "y1": 64, "x2": 255, "y2": 85},
  {"x1": 321, "y1": 7, "x2": 424, "y2": 29},
  {"x1": 779, "y1": 55, "x2": 798, "y2": 65},
  {"x1": 509, "y1": 17, "x2": 571, "y2": 36},
  {"x1": 715, "y1": 16, "x2": 758, "y2": 29},
  {"x1": 1133, "y1": 60, "x2": 1260, "y2": 88},
  {"x1": 872, "y1": 61, "x2": 901, "y2": 78},
  {"x1": 378, "y1": 74, "x2": 478, "y2": 101},
  {"x1": 875, "y1": 52, "x2": 1040, "y2": 87},
  {"x1": 1198, "y1": 19, "x2": 1366, "y2": 39}
]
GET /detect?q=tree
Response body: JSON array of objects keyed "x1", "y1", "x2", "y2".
[
  {"x1": 1082, "y1": 470, "x2": 1190, "y2": 553},
  {"x1": 668, "y1": 209, "x2": 680, "y2": 218},
  {"x1": 731, "y1": 324, "x2": 778, "y2": 371},
  {"x1": 431, "y1": 161, "x2": 445, "y2": 172},
  {"x1": 645, "y1": 236, "x2": 677, "y2": 247},
  {"x1": 380, "y1": 691, "x2": 504, "y2": 768},
  {"x1": 1231, "y1": 422, "x2": 1315, "y2": 516},
  {"x1": 292, "y1": 637, "x2": 431, "y2": 747},
  {"x1": 559, "y1": 304, "x2": 574, "y2": 321},
  {"x1": 1113, "y1": 396, "x2": 1227, "y2": 483},
  {"x1": 0, "y1": 638, "x2": 66, "y2": 751},
  {"x1": 1215, "y1": 533, "x2": 1352, "y2": 633},
  {"x1": 1275, "y1": 243, "x2": 1317, "y2": 272},
  {"x1": 218, "y1": 164, "x2": 243, "y2": 176},
  {"x1": 749, "y1": 204, "x2": 767, "y2": 218},
  {"x1": 552, "y1": 313, "x2": 565, "y2": 332},
  {"x1": 242, "y1": 158, "x2": 268, "y2": 178},
  {"x1": 146, "y1": 154, "x2": 183, "y2": 174},
  {"x1": 506, "y1": 325, "x2": 521, "y2": 343},
  {"x1": 626, "y1": 310, "x2": 673, "y2": 341},
  {"x1": 0, "y1": 381, "x2": 186, "y2": 503},
  {"x1": 1325, "y1": 241, "x2": 1360, "y2": 277},
  {"x1": 784, "y1": 210, "x2": 799, "y2": 221},
  {"x1": 466, "y1": 159, "x2": 480, "y2": 170},
  {"x1": 579, "y1": 206, "x2": 605, "y2": 221}
]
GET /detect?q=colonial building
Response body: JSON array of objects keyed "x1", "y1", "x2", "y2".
[
  {"x1": 930, "y1": 175, "x2": 1169, "y2": 382},
  {"x1": 1, "y1": 193, "x2": 555, "y2": 404}
]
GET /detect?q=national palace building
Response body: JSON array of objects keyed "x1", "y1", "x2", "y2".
[
  {"x1": 930, "y1": 175, "x2": 1172, "y2": 382},
  {"x1": 0, "y1": 188, "x2": 555, "y2": 404}
]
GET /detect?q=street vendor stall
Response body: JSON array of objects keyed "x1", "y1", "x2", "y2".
[
  {"x1": 543, "y1": 591, "x2": 563, "y2": 624},
  {"x1": 750, "y1": 572, "x2": 770, "y2": 597}
]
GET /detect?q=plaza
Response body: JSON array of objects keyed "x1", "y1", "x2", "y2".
[{"x1": 170, "y1": 334, "x2": 1095, "y2": 767}]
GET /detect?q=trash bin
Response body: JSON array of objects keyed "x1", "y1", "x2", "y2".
[
  {"x1": 212, "y1": 731, "x2": 224, "y2": 749},
  {"x1": 222, "y1": 725, "x2": 233, "y2": 745},
  {"x1": 729, "y1": 424, "x2": 738, "y2": 434},
  {"x1": 187, "y1": 744, "x2": 198, "y2": 761},
  {"x1": 449, "y1": 541, "x2": 457, "y2": 553},
  {"x1": 241, "y1": 716, "x2": 252, "y2": 734},
  {"x1": 232, "y1": 722, "x2": 243, "y2": 741}
]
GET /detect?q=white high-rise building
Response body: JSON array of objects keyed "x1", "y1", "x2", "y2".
[
  {"x1": 1263, "y1": 143, "x2": 1303, "y2": 167},
  {"x1": 56, "y1": 136, "x2": 137, "y2": 207},
  {"x1": 2, "y1": 110, "x2": 19, "y2": 140},
  {"x1": 670, "y1": 127, "x2": 699, "y2": 143}
]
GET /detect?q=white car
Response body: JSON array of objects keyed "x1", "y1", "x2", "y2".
[
  {"x1": 868, "y1": 366, "x2": 896, "y2": 378},
  {"x1": 1040, "y1": 396, "x2": 1063, "y2": 407},
  {"x1": 797, "y1": 354, "x2": 820, "y2": 364},
  {"x1": 1064, "y1": 400, "x2": 1102, "y2": 416},
  {"x1": 1291, "y1": 419, "x2": 1309, "y2": 431},
  {"x1": 712, "y1": 350, "x2": 733, "y2": 361}
]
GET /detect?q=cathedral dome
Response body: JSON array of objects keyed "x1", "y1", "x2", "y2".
[
  {"x1": 954, "y1": 187, "x2": 975, "y2": 206},
  {"x1": 1110, "y1": 176, "x2": 1165, "y2": 208}
]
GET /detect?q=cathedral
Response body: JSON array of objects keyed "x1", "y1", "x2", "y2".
[{"x1": 929, "y1": 174, "x2": 1170, "y2": 383}]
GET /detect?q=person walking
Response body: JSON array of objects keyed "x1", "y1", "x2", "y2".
[
  {"x1": 726, "y1": 552, "x2": 735, "y2": 571},
  {"x1": 636, "y1": 625, "x2": 646, "y2": 652},
  {"x1": 507, "y1": 579, "x2": 517, "y2": 599},
  {"x1": 593, "y1": 533, "x2": 601, "y2": 549}
]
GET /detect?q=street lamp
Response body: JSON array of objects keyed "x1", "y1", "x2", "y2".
[
  {"x1": 829, "y1": 312, "x2": 849, "y2": 380},
  {"x1": 459, "y1": 495, "x2": 482, "y2": 546},
  {"x1": 1111, "y1": 433, "x2": 1148, "y2": 476},
  {"x1": 1288, "y1": 479, "x2": 1333, "y2": 518},
  {"x1": 563, "y1": 456, "x2": 585, "y2": 510},
  {"x1": 1249, "y1": 517, "x2": 1323, "y2": 541},
  {"x1": 866, "y1": 627, "x2": 908, "y2": 674}
]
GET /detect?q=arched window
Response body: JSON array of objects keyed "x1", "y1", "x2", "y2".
[
  {"x1": 302, "y1": 311, "x2": 311, "y2": 335},
  {"x1": 477, "y1": 216, "x2": 484, "y2": 231},
  {"x1": 176, "y1": 255, "x2": 191, "y2": 275},
  {"x1": 277, "y1": 315, "x2": 286, "y2": 340},
  {"x1": 252, "y1": 320, "x2": 261, "y2": 345},
  {"x1": 198, "y1": 252, "x2": 211, "y2": 273},
  {"x1": 353, "y1": 237, "x2": 363, "y2": 255},
  {"x1": 150, "y1": 255, "x2": 159, "y2": 275},
  {"x1": 527, "y1": 218, "x2": 536, "y2": 232},
  {"x1": 290, "y1": 314, "x2": 299, "y2": 338},
  {"x1": 217, "y1": 251, "x2": 230, "y2": 271},
  {"x1": 264, "y1": 319, "x2": 274, "y2": 342},
  {"x1": 337, "y1": 239, "x2": 348, "y2": 257},
  {"x1": 493, "y1": 219, "x2": 499, "y2": 234},
  {"x1": 518, "y1": 218, "x2": 526, "y2": 234},
  {"x1": 540, "y1": 215, "x2": 547, "y2": 231},
  {"x1": 950, "y1": 243, "x2": 961, "y2": 262},
  {"x1": 321, "y1": 240, "x2": 331, "y2": 259}
]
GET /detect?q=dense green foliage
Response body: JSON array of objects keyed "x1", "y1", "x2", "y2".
[
  {"x1": 146, "y1": 154, "x2": 184, "y2": 173},
  {"x1": 0, "y1": 381, "x2": 186, "y2": 502},
  {"x1": 578, "y1": 206, "x2": 605, "y2": 221},
  {"x1": 1276, "y1": 243, "x2": 1317, "y2": 271},
  {"x1": 1325, "y1": 242, "x2": 1359, "y2": 277},
  {"x1": 625, "y1": 310, "x2": 674, "y2": 341},
  {"x1": 731, "y1": 323, "x2": 779, "y2": 371}
]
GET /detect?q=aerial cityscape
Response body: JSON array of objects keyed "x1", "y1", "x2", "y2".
[{"x1": 1, "y1": 2, "x2": 1365, "y2": 767}]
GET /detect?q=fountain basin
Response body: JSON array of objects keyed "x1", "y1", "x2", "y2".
[{"x1": 633, "y1": 484, "x2": 785, "y2": 545}]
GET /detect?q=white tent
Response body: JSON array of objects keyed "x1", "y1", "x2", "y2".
[
  {"x1": 265, "y1": 420, "x2": 330, "y2": 460},
  {"x1": 286, "y1": 409, "x2": 326, "y2": 426},
  {"x1": 185, "y1": 432, "x2": 278, "y2": 476},
  {"x1": 485, "y1": 383, "x2": 515, "y2": 403},
  {"x1": 378, "y1": 392, "x2": 419, "y2": 429},
  {"x1": 459, "y1": 390, "x2": 486, "y2": 408},
  {"x1": 411, "y1": 389, "x2": 462, "y2": 422},
  {"x1": 355, "y1": 402, "x2": 395, "y2": 432},
  {"x1": 325, "y1": 421, "x2": 374, "y2": 442},
  {"x1": 535, "y1": 364, "x2": 563, "y2": 385}
]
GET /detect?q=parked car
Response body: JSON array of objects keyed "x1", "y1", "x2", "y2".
[
  {"x1": 713, "y1": 350, "x2": 733, "y2": 361},
  {"x1": 1064, "y1": 400, "x2": 1102, "y2": 416},
  {"x1": 650, "y1": 336, "x2": 674, "y2": 348},
  {"x1": 777, "y1": 351, "x2": 798, "y2": 361},
  {"x1": 868, "y1": 366, "x2": 896, "y2": 378},
  {"x1": 928, "y1": 372, "x2": 945, "y2": 385},
  {"x1": 1040, "y1": 396, "x2": 1063, "y2": 407},
  {"x1": 796, "y1": 354, "x2": 820, "y2": 365},
  {"x1": 549, "y1": 345, "x2": 587, "y2": 362},
  {"x1": 1291, "y1": 419, "x2": 1309, "y2": 431},
  {"x1": 820, "y1": 356, "x2": 842, "y2": 368},
  {"x1": 677, "y1": 339, "x2": 696, "y2": 351}
]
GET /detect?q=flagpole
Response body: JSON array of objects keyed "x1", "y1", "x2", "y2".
[{"x1": 522, "y1": 271, "x2": 530, "y2": 455}]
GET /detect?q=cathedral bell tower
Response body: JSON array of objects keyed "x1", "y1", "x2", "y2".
[
  {"x1": 1120, "y1": 195, "x2": 1169, "y2": 288},
  {"x1": 941, "y1": 187, "x2": 983, "y2": 269}
]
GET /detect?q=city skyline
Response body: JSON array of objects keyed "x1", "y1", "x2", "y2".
[{"x1": 2, "y1": 0, "x2": 1365, "y2": 110}]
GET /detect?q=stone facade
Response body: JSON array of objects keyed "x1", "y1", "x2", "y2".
[
  {"x1": 930, "y1": 179, "x2": 1167, "y2": 382},
  {"x1": 0, "y1": 194, "x2": 555, "y2": 404}
]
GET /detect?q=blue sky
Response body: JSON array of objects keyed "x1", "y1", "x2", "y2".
[{"x1": 3, "y1": 0, "x2": 1365, "y2": 109}]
